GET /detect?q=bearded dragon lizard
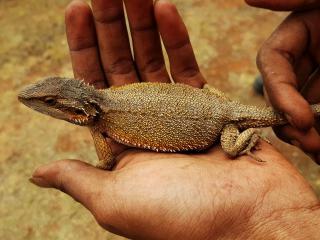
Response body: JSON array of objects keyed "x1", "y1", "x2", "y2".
[{"x1": 18, "y1": 77, "x2": 320, "y2": 170}]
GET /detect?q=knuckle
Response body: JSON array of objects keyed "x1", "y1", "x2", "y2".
[
  {"x1": 174, "y1": 67, "x2": 200, "y2": 79},
  {"x1": 104, "y1": 58, "x2": 135, "y2": 75},
  {"x1": 53, "y1": 160, "x2": 73, "y2": 191},
  {"x1": 140, "y1": 58, "x2": 165, "y2": 74},
  {"x1": 131, "y1": 22, "x2": 156, "y2": 32},
  {"x1": 256, "y1": 45, "x2": 272, "y2": 71},
  {"x1": 93, "y1": 5, "x2": 123, "y2": 24},
  {"x1": 166, "y1": 39, "x2": 190, "y2": 50},
  {"x1": 53, "y1": 160, "x2": 83, "y2": 192}
]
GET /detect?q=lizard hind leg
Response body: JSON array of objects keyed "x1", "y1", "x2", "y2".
[{"x1": 220, "y1": 124, "x2": 265, "y2": 162}]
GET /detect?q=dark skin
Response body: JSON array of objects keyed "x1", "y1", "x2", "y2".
[
  {"x1": 246, "y1": 0, "x2": 320, "y2": 162},
  {"x1": 30, "y1": 0, "x2": 320, "y2": 239}
]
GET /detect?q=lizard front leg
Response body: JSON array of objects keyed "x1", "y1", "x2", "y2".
[
  {"x1": 89, "y1": 128, "x2": 115, "y2": 170},
  {"x1": 220, "y1": 124, "x2": 264, "y2": 162}
]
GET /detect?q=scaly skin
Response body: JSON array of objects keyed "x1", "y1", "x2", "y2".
[{"x1": 18, "y1": 77, "x2": 320, "y2": 170}]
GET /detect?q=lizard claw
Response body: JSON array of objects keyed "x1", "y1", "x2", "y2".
[
  {"x1": 261, "y1": 136, "x2": 271, "y2": 144},
  {"x1": 245, "y1": 151, "x2": 266, "y2": 163}
]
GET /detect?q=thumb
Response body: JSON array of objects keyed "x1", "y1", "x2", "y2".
[
  {"x1": 30, "y1": 160, "x2": 133, "y2": 236},
  {"x1": 29, "y1": 160, "x2": 113, "y2": 213},
  {"x1": 245, "y1": 0, "x2": 320, "y2": 11}
]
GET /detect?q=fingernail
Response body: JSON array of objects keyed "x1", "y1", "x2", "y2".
[
  {"x1": 290, "y1": 140, "x2": 302, "y2": 149},
  {"x1": 29, "y1": 177, "x2": 51, "y2": 188}
]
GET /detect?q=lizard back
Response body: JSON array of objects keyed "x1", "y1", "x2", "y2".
[{"x1": 98, "y1": 83, "x2": 230, "y2": 152}]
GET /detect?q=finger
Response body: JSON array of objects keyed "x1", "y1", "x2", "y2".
[
  {"x1": 294, "y1": 55, "x2": 317, "y2": 88},
  {"x1": 257, "y1": 17, "x2": 314, "y2": 130},
  {"x1": 155, "y1": 0, "x2": 205, "y2": 88},
  {"x1": 65, "y1": 0, "x2": 106, "y2": 89},
  {"x1": 302, "y1": 68, "x2": 320, "y2": 104},
  {"x1": 30, "y1": 160, "x2": 128, "y2": 235},
  {"x1": 274, "y1": 125, "x2": 320, "y2": 154},
  {"x1": 245, "y1": 0, "x2": 320, "y2": 11},
  {"x1": 91, "y1": 0, "x2": 138, "y2": 86},
  {"x1": 301, "y1": 70, "x2": 320, "y2": 133},
  {"x1": 30, "y1": 160, "x2": 114, "y2": 213},
  {"x1": 66, "y1": 1, "x2": 129, "y2": 153},
  {"x1": 124, "y1": 0, "x2": 170, "y2": 83}
]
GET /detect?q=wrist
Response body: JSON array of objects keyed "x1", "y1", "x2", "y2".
[{"x1": 249, "y1": 205, "x2": 320, "y2": 239}]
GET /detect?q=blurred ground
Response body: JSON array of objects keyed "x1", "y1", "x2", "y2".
[{"x1": 0, "y1": 0, "x2": 319, "y2": 239}]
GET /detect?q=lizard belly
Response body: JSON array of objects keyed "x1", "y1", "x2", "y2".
[{"x1": 100, "y1": 111, "x2": 225, "y2": 152}]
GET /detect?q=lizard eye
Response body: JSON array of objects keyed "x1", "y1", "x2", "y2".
[{"x1": 44, "y1": 97, "x2": 56, "y2": 106}]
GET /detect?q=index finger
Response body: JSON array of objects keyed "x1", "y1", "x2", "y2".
[
  {"x1": 257, "y1": 15, "x2": 314, "y2": 130},
  {"x1": 65, "y1": 0, "x2": 106, "y2": 89}
]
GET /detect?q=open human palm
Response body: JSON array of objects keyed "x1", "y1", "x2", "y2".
[
  {"x1": 32, "y1": 142, "x2": 319, "y2": 239},
  {"x1": 30, "y1": 0, "x2": 320, "y2": 239}
]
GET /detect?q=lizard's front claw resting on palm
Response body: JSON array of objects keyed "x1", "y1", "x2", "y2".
[
  {"x1": 96, "y1": 160, "x2": 115, "y2": 170},
  {"x1": 90, "y1": 129, "x2": 116, "y2": 170}
]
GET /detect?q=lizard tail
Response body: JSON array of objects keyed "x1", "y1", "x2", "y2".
[{"x1": 233, "y1": 103, "x2": 320, "y2": 129}]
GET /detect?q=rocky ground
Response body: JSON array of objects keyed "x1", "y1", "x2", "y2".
[{"x1": 1, "y1": 0, "x2": 319, "y2": 239}]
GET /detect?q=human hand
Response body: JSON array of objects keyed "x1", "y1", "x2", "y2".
[
  {"x1": 65, "y1": 0, "x2": 206, "y2": 159},
  {"x1": 245, "y1": 0, "x2": 320, "y2": 162},
  {"x1": 66, "y1": 0, "x2": 205, "y2": 89},
  {"x1": 245, "y1": 0, "x2": 320, "y2": 11},
  {"x1": 31, "y1": 142, "x2": 320, "y2": 239},
  {"x1": 29, "y1": 0, "x2": 320, "y2": 239}
]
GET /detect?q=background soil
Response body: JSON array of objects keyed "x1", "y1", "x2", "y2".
[{"x1": 1, "y1": 0, "x2": 319, "y2": 239}]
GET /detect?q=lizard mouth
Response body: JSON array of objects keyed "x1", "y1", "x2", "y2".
[
  {"x1": 67, "y1": 108, "x2": 97, "y2": 126},
  {"x1": 69, "y1": 115, "x2": 91, "y2": 125}
]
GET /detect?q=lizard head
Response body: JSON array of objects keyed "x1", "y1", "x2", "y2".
[{"x1": 18, "y1": 77, "x2": 102, "y2": 126}]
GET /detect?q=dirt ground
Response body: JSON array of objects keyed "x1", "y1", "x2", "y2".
[{"x1": 1, "y1": 0, "x2": 319, "y2": 239}]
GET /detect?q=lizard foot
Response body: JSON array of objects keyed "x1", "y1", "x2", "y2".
[
  {"x1": 221, "y1": 124, "x2": 268, "y2": 163},
  {"x1": 243, "y1": 150, "x2": 265, "y2": 163},
  {"x1": 239, "y1": 134, "x2": 266, "y2": 162},
  {"x1": 96, "y1": 161, "x2": 115, "y2": 170},
  {"x1": 260, "y1": 135, "x2": 271, "y2": 144}
]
